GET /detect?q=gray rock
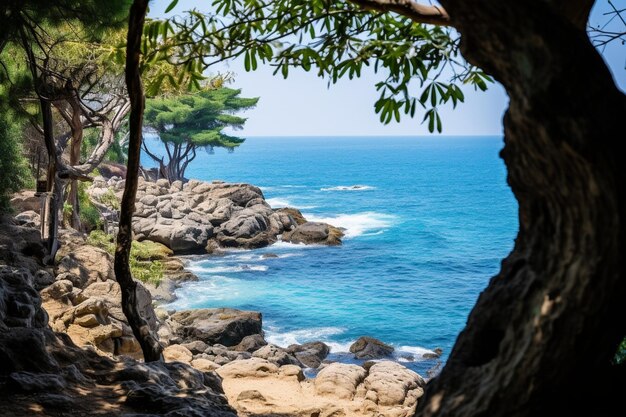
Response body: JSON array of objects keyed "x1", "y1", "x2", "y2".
[
  {"x1": 170, "y1": 308, "x2": 262, "y2": 347},
  {"x1": 422, "y1": 347, "x2": 443, "y2": 359},
  {"x1": 10, "y1": 191, "x2": 41, "y2": 213},
  {"x1": 252, "y1": 344, "x2": 303, "y2": 367},
  {"x1": 181, "y1": 340, "x2": 210, "y2": 354},
  {"x1": 8, "y1": 372, "x2": 66, "y2": 392},
  {"x1": 282, "y1": 221, "x2": 344, "y2": 245},
  {"x1": 349, "y1": 336, "x2": 394, "y2": 359},
  {"x1": 33, "y1": 270, "x2": 55, "y2": 290},
  {"x1": 14, "y1": 210, "x2": 41, "y2": 228},
  {"x1": 233, "y1": 334, "x2": 268, "y2": 353},
  {"x1": 287, "y1": 341, "x2": 330, "y2": 368},
  {"x1": 89, "y1": 179, "x2": 342, "y2": 254}
]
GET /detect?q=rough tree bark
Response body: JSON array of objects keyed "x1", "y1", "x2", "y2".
[
  {"x1": 416, "y1": 1, "x2": 626, "y2": 416},
  {"x1": 40, "y1": 98, "x2": 60, "y2": 261},
  {"x1": 65, "y1": 98, "x2": 84, "y2": 229},
  {"x1": 114, "y1": 0, "x2": 163, "y2": 362}
]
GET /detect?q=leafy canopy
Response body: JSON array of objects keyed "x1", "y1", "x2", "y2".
[
  {"x1": 142, "y1": 0, "x2": 493, "y2": 132},
  {"x1": 144, "y1": 87, "x2": 258, "y2": 149}
]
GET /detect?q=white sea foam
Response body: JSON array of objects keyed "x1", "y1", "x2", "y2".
[
  {"x1": 187, "y1": 265, "x2": 268, "y2": 273},
  {"x1": 320, "y1": 185, "x2": 376, "y2": 191},
  {"x1": 304, "y1": 212, "x2": 396, "y2": 238},
  {"x1": 265, "y1": 326, "x2": 347, "y2": 348},
  {"x1": 326, "y1": 341, "x2": 354, "y2": 353},
  {"x1": 361, "y1": 230, "x2": 387, "y2": 237},
  {"x1": 396, "y1": 346, "x2": 438, "y2": 356},
  {"x1": 264, "y1": 327, "x2": 436, "y2": 359},
  {"x1": 266, "y1": 197, "x2": 292, "y2": 208},
  {"x1": 266, "y1": 197, "x2": 317, "y2": 210},
  {"x1": 269, "y1": 240, "x2": 322, "y2": 250},
  {"x1": 166, "y1": 276, "x2": 241, "y2": 309}
]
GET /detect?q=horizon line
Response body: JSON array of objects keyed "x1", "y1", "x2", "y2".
[{"x1": 239, "y1": 134, "x2": 504, "y2": 138}]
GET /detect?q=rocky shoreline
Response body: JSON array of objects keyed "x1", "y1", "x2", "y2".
[{"x1": 1, "y1": 179, "x2": 440, "y2": 417}]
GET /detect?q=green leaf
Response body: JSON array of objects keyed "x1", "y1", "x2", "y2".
[
  {"x1": 164, "y1": 0, "x2": 179, "y2": 14},
  {"x1": 244, "y1": 50, "x2": 251, "y2": 72}
]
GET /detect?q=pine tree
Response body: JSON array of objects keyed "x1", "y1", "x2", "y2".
[{"x1": 143, "y1": 88, "x2": 258, "y2": 182}]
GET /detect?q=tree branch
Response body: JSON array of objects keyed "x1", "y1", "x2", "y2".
[{"x1": 348, "y1": 0, "x2": 451, "y2": 26}]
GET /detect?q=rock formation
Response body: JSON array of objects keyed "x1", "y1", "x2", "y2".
[
  {"x1": 217, "y1": 358, "x2": 426, "y2": 417},
  {"x1": 88, "y1": 177, "x2": 343, "y2": 253},
  {"x1": 1, "y1": 185, "x2": 425, "y2": 417},
  {"x1": 350, "y1": 336, "x2": 395, "y2": 359},
  {"x1": 0, "y1": 218, "x2": 236, "y2": 417}
]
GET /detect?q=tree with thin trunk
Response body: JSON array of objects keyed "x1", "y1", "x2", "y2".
[
  {"x1": 143, "y1": 88, "x2": 257, "y2": 182},
  {"x1": 115, "y1": 0, "x2": 163, "y2": 362}
]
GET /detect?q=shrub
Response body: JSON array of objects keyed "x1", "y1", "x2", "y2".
[
  {"x1": 78, "y1": 182, "x2": 103, "y2": 231},
  {"x1": 87, "y1": 230, "x2": 166, "y2": 286},
  {"x1": 0, "y1": 107, "x2": 33, "y2": 212}
]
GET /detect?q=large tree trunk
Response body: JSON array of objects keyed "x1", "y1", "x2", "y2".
[
  {"x1": 418, "y1": 1, "x2": 626, "y2": 416},
  {"x1": 114, "y1": 0, "x2": 163, "y2": 362}
]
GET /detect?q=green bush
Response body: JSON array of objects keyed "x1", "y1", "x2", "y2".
[
  {"x1": 87, "y1": 230, "x2": 166, "y2": 286},
  {"x1": 78, "y1": 182, "x2": 102, "y2": 230},
  {"x1": 0, "y1": 107, "x2": 33, "y2": 212},
  {"x1": 98, "y1": 188, "x2": 120, "y2": 210}
]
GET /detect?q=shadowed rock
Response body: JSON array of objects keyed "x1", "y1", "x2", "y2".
[
  {"x1": 349, "y1": 336, "x2": 394, "y2": 359},
  {"x1": 170, "y1": 308, "x2": 262, "y2": 347}
]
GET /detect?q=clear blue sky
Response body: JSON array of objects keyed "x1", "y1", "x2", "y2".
[{"x1": 150, "y1": 0, "x2": 625, "y2": 137}]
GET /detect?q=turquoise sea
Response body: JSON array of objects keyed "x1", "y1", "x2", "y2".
[{"x1": 148, "y1": 136, "x2": 518, "y2": 375}]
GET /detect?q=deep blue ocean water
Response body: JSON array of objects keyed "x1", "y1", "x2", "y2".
[{"x1": 146, "y1": 136, "x2": 518, "y2": 375}]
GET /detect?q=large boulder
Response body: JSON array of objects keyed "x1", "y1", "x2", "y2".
[
  {"x1": 287, "y1": 341, "x2": 330, "y2": 368},
  {"x1": 275, "y1": 207, "x2": 307, "y2": 226},
  {"x1": 0, "y1": 265, "x2": 48, "y2": 330},
  {"x1": 163, "y1": 344, "x2": 193, "y2": 364},
  {"x1": 0, "y1": 222, "x2": 47, "y2": 273},
  {"x1": 148, "y1": 223, "x2": 214, "y2": 253},
  {"x1": 281, "y1": 221, "x2": 344, "y2": 245},
  {"x1": 170, "y1": 308, "x2": 262, "y2": 347},
  {"x1": 216, "y1": 358, "x2": 279, "y2": 379},
  {"x1": 43, "y1": 276, "x2": 157, "y2": 357},
  {"x1": 349, "y1": 336, "x2": 394, "y2": 359},
  {"x1": 215, "y1": 209, "x2": 275, "y2": 248},
  {"x1": 251, "y1": 344, "x2": 302, "y2": 367},
  {"x1": 314, "y1": 363, "x2": 367, "y2": 400},
  {"x1": 14, "y1": 211, "x2": 41, "y2": 228},
  {"x1": 363, "y1": 361, "x2": 425, "y2": 407},
  {"x1": 233, "y1": 334, "x2": 268, "y2": 353},
  {"x1": 55, "y1": 246, "x2": 115, "y2": 287},
  {"x1": 10, "y1": 191, "x2": 41, "y2": 213}
]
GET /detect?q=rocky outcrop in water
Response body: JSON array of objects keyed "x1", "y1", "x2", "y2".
[
  {"x1": 282, "y1": 221, "x2": 344, "y2": 245},
  {"x1": 287, "y1": 341, "x2": 331, "y2": 368},
  {"x1": 350, "y1": 336, "x2": 395, "y2": 359},
  {"x1": 168, "y1": 308, "x2": 263, "y2": 347},
  {"x1": 88, "y1": 177, "x2": 343, "y2": 254}
]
